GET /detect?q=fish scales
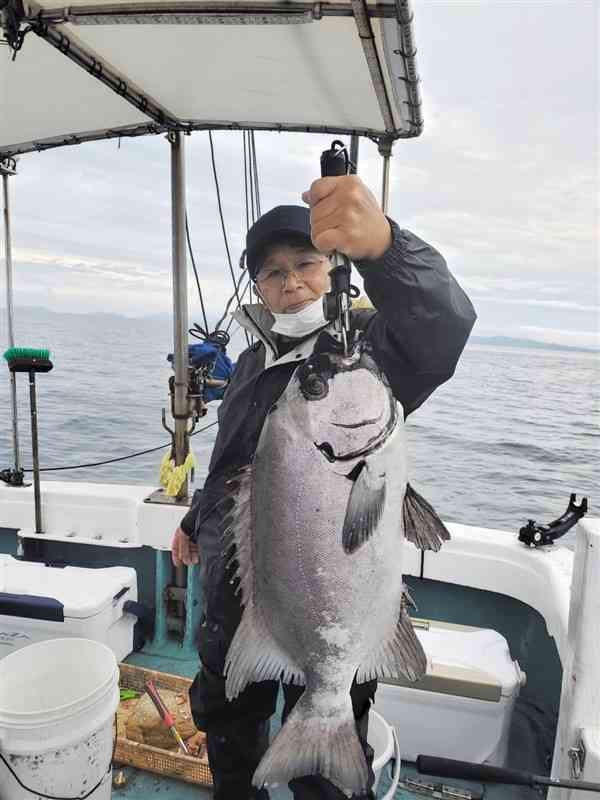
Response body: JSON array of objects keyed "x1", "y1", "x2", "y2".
[{"x1": 222, "y1": 334, "x2": 449, "y2": 795}]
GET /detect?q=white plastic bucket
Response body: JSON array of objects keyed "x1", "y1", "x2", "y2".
[
  {"x1": 0, "y1": 637, "x2": 119, "y2": 800},
  {"x1": 368, "y1": 710, "x2": 401, "y2": 799}
]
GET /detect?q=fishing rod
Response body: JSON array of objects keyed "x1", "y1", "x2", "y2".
[{"x1": 417, "y1": 755, "x2": 600, "y2": 793}]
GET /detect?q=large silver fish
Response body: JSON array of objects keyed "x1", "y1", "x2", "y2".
[{"x1": 221, "y1": 333, "x2": 449, "y2": 795}]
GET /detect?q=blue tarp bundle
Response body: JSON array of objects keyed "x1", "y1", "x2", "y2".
[{"x1": 167, "y1": 342, "x2": 235, "y2": 401}]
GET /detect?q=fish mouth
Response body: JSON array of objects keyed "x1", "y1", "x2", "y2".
[
  {"x1": 330, "y1": 410, "x2": 383, "y2": 429},
  {"x1": 314, "y1": 400, "x2": 398, "y2": 463}
]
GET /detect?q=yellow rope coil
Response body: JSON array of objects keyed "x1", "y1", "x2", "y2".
[{"x1": 160, "y1": 450, "x2": 197, "y2": 497}]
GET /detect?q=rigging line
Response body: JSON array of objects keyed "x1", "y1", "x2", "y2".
[
  {"x1": 243, "y1": 131, "x2": 250, "y2": 233},
  {"x1": 248, "y1": 132, "x2": 256, "y2": 225},
  {"x1": 185, "y1": 212, "x2": 209, "y2": 333},
  {"x1": 18, "y1": 421, "x2": 219, "y2": 473},
  {"x1": 251, "y1": 132, "x2": 262, "y2": 218},
  {"x1": 214, "y1": 269, "x2": 248, "y2": 331},
  {"x1": 207, "y1": 130, "x2": 250, "y2": 346},
  {"x1": 242, "y1": 131, "x2": 255, "y2": 344},
  {"x1": 225, "y1": 276, "x2": 252, "y2": 333}
]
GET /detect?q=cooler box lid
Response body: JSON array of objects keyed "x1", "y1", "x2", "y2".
[
  {"x1": 382, "y1": 620, "x2": 525, "y2": 702},
  {"x1": 0, "y1": 555, "x2": 135, "y2": 620}
]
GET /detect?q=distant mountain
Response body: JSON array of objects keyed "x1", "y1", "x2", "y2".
[
  {"x1": 470, "y1": 336, "x2": 597, "y2": 354},
  {"x1": 2, "y1": 306, "x2": 597, "y2": 354}
]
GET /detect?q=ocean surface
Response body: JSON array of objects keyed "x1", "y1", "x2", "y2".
[{"x1": 0, "y1": 306, "x2": 598, "y2": 540}]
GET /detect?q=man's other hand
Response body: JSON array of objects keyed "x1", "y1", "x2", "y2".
[
  {"x1": 171, "y1": 527, "x2": 200, "y2": 567},
  {"x1": 302, "y1": 175, "x2": 392, "y2": 261}
]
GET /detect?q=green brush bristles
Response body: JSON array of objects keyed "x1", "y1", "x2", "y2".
[
  {"x1": 3, "y1": 347, "x2": 53, "y2": 374},
  {"x1": 4, "y1": 347, "x2": 50, "y2": 362}
]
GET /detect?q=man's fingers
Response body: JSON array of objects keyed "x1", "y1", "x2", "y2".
[
  {"x1": 313, "y1": 227, "x2": 343, "y2": 254},
  {"x1": 309, "y1": 190, "x2": 343, "y2": 229},
  {"x1": 302, "y1": 177, "x2": 340, "y2": 208},
  {"x1": 171, "y1": 528, "x2": 199, "y2": 567},
  {"x1": 188, "y1": 542, "x2": 199, "y2": 565},
  {"x1": 171, "y1": 545, "x2": 183, "y2": 568}
]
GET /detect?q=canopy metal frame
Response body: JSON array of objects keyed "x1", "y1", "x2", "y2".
[
  {"x1": 1, "y1": 0, "x2": 414, "y2": 501},
  {"x1": 0, "y1": 0, "x2": 422, "y2": 160}
]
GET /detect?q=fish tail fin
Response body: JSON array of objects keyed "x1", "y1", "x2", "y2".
[
  {"x1": 403, "y1": 482, "x2": 451, "y2": 551},
  {"x1": 253, "y1": 695, "x2": 368, "y2": 796}
]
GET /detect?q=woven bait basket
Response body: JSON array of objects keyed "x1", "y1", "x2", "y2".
[{"x1": 115, "y1": 662, "x2": 212, "y2": 787}]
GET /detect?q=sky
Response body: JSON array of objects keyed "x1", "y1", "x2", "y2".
[{"x1": 1, "y1": 1, "x2": 598, "y2": 349}]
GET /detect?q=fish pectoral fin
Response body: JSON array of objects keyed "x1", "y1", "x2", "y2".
[
  {"x1": 342, "y1": 460, "x2": 386, "y2": 554},
  {"x1": 225, "y1": 602, "x2": 305, "y2": 700},
  {"x1": 356, "y1": 597, "x2": 427, "y2": 683},
  {"x1": 402, "y1": 482, "x2": 451, "y2": 552}
]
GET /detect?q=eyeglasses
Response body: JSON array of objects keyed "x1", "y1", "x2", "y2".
[{"x1": 255, "y1": 256, "x2": 326, "y2": 291}]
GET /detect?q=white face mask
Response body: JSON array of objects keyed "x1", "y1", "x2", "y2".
[{"x1": 270, "y1": 298, "x2": 328, "y2": 338}]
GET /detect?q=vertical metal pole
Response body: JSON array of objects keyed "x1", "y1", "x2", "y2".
[
  {"x1": 381, "y1": 155, "x2": 391, "y2": 214},
  {"x1": 169, "y1": 132, "x2": 190, "y2": 615},
  {"x1": 28, "y1": 372, "x2": 43, "y2": 533},
  {"x1": 2, "y1": 170, "x2": 21, "y2": 473},
  {"x1": 169, "y1": 132, "x2": 189, "y2": 489},
  {"x1": 349, "y1": 134, "x2": 360, "y2": 175},
  {"x1": 378, "y1": 138, "x2": 393, "y2": 214}
]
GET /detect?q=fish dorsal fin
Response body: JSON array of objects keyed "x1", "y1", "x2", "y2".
[
  {"x1": 402, "y1": 482, "x2": 450, "y2": 552},
  {"x1": 342, "y1": 460, "x2": 386, "y2": 554},
  {"x1": 221, "y1": 465, "x2": 305, "y2": 698},
  {"x1": 220, "y1": 465, "x2": 254, "y2": 605},
  {"x1": 357, "y1": 589, "x2": 427, "y2": 683}
]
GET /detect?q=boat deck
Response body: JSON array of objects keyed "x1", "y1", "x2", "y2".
[{"x1": 119, "y1": 646, "x2": 546, "y2": 800}]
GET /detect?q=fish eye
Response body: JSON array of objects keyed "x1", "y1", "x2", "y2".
[{"x1": 300, "y1": 373, "x2": 328, "y2": 400}]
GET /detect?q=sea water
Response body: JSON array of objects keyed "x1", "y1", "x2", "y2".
[{"x1": 0, "y1": 306, "x2": 597, "y2": 538}]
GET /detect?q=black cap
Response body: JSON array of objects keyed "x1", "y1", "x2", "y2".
[{"x1": 246, "y1": 205, "x2": 312, "y2": 280}]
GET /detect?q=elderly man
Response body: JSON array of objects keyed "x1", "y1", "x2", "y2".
[{"x1": 171, "y1": 175, "x2": 476, "y2": 800}]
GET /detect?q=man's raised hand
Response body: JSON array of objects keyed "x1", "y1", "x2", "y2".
[{"x1": 302, "y1": 176, "x2": 392, "y2": 262}]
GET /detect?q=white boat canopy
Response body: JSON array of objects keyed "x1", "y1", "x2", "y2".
[{"x1": 0, "y1": 0, "x2": 422, "y2": 158}]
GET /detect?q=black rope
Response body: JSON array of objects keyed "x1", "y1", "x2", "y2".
[
  {"x1": 12, "y1": 421, "x2": 219, "y2": 474},
  {"x1": 224, "y1": 276, "x2": 252, "y2": 333},
  {"x1": 214, "y1": 269, "x2": 248, "y2": 331},
  {"x1": 185, "y1": 212, "x2": 209, "y2": 333},
  {"x1": 247, "y1": 133, "x2": 256, "y2": 226},
  {"x1": 243, "y1": 131, "x2": 250, "y2": 233},
  {"x1": 188, "y1": 325, "x2": 230, "y2": 350},
  {"x1": 207, "y1": 132, "x2": 249, "y2": 346},
  {"x1": 248, "y1": 131, "x2": 262, "y2": 312},
  {"x1": 250, "y1": 132, "x2": 261, "y2": 218}
]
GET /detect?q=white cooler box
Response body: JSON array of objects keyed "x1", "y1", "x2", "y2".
[
  {"x1": 0, "y1": 555, "x2": 138, "y2": 662},
  {"x1": 376, "y1": 621, "x2": 526, "y2": 766}
]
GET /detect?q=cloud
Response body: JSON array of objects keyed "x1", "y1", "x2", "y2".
[
  {"x1": 470, "y1": 295, "x2": 599, "y2": 314},
  {"x1": 0, "y1": 1, "x2": 596, "y2": 350}
]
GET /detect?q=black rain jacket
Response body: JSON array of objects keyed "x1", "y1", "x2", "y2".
[{"x1": 180, "y1": 220, "x2": 476, "y2": 672}]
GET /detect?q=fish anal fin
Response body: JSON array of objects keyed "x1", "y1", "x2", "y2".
[
  {"x1": 356, "y1": 596, "x2": 427, "y2": 683},
  {"x1": 403, "y1": 482, "x2": 451, "y2": 552},
  {"x1": 342, "y1": 460, "x2": 386, "y2": 554},
  {"x1": 225, "y1": 602, "x2": 304, "y2": 700}
]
